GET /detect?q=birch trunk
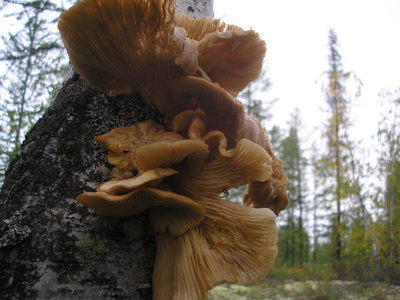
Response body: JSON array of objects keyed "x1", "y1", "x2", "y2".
[{"x1": 0, "y1": 0, "x2": 213, "y2": 298}]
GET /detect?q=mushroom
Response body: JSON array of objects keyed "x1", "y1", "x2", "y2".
[
  {"x1": 94, "y1": 120, "x2": 209, "y2": 175},
  {"x1": 76, "y1": 119, "x2": 279, "y2": 299},
  {"x1": 58, "y1": 0, "x2": 266, "y2": 118},
  {"x1": 78, "y1": 183, "x2": 206, "y2": 236},
  {"x1": 243, "y1": 130, "x2": 290, "y2": 215},
  {"x1": 243, "y1": 157, "x2": 290, "y2": 216},
  {"x1": 59, "y1": 0, "x2": 289, "y2": 298},
  {"x1": 153, "y1": 198, "x2": 278, "y2": 300}
]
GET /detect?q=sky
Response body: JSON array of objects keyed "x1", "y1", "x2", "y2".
[
  {"x1": 1, "y1": 0, "x2": 399, "y2": 151},
  {"x1": 214, "y1": 0, "x2": 400, "y2": 148}
]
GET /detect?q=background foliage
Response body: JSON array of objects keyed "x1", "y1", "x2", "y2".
[{"x1": 0, "y1": 0, "x2": 399, "y2": 288}]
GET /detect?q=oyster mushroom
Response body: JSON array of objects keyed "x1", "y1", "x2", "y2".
[
  {"x1": 59, "y1": 0, "x2": 289, "y2": 298},
  {"x1": 243, "y1": 131, "x2": 290, "y2": 215},
  {"x1": 94, "y1": 120, "x2": 209, "y2": 175},
  {"x1": 78, "y1": 181, "x2": 205, "y2": 236},
  {"x1": 76, "y1": 120, "x2": 280, "y2": 299},
  {"x1": 58, "y1": 0, "x2": 266, "y2": 117},
  {"x1": 153, "y1": 198, "x2": 278, "y2": 300}
]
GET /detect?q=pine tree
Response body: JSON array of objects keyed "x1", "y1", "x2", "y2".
[
  {"x1": 277, "y1": 108, "x2": 308, "y2": 266},
  {"x1": 318, "y1": 29, "x2": 362, "y2": 263},
  {"x1": 0, "y1": 0, "x2": 70, "y2": 184},
  {"x1": 375, "y1": 87, "x2": 400, "y2": 267}
]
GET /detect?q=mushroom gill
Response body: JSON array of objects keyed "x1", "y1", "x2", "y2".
[
  {"x1": 58, "y1": 0, "x2": 266, "y2": 119},
  {"x1": 78, "y1": 185, "x2": 205, "y2": 236},
  {"x1": 153, "y1": 198, "x2": 278, "y2": 300},
  {"x1": 75, "y1": 119, "x2": 282, "y2": 299},
  {"x1": 60, "y1": 0, "x2": 290, "y2": 298}
]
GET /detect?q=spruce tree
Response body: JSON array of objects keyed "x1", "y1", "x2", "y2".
[
  {"x1": 319, "y1": 29, "x2": 362, "y2": 264},
  {"x1": 0, "y1": 0, "x2": 70, "y2": 184},
  {"x1": 277, "y1": 109, "x2": 308, "y2": 266},
  {"x1": 376, "y1": 87, "x2": 400, "y2": 267}
]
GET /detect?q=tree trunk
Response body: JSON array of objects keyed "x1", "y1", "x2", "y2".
[
  {"x1": 176, "y1": 0, "x2": 213, "y2": 18},
  {"x1": 0, "y1": 0, "x2": 214, "y2": 298},
  {"x1": 0, "y1": 72, "x2": 164, "y2": 299}
]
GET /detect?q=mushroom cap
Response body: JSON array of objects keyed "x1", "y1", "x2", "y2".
[
  {"x1": 197, "y1": 29, "x2": 266, "y2": 96},
  {"x1": 95, "y1": 120, "x2": 210, "y2": 176},
  {"x1": 59, "y1": 0, "x2": 267, "y2": 118},
  {"x1": 94, "y1": 120, "x2": 195, "y2": 172},
  {"x1": 175, "y1": 13, "x2": 266, "y2": 96},
  {"x1": 77, "y1": 186, "x2": 205, "y2": 236},
  {"x1": 95, "y1": 120, "x2": 183, "y2": 153},
  {"x1": 98, "y1": 168, "x2": 178, "y2": 195},
  {"x1": 153, "y1": 197, "x2": 278, "y2": 300},
  {"x1": 168, "y1": 76, "x2": 245, "y2": 148},
  {"x1": 243, "y1": 156, "x2": 290, "y2": 215},
  {"x1": 167, "y1": 81, "x2": 267, "y2": 150},
  {"x1": 135, "y1": 139, "x2": 209, "y2": 175},
  {"x1": 58, "y1": 0, "x2": 180, "y2": 97},
  {"x1": 167, "y1": 136, "x2": 273, "y2": 198}
]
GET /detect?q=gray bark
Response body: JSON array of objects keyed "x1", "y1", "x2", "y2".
[
  {"x1": 176, "y1": 0, "x2": 213, "y2": 18},
  {"x1": 0, "y1": 72, "x2": 163, "y2": 299},
  {"x1": 0, "y1": 0, "x2": 214, "y2": 298}
]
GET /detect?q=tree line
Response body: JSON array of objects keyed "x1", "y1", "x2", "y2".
[
  {"x1": 267, "y1": 29, "x2": 400, "y2": 282},
  {"x1": 0, "y1": 0, "x2": 399, "y2": 283}
]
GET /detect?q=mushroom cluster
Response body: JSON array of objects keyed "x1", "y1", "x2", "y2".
[{"x1": 59, "y1": 0, "x2": 289, "y2": 299}]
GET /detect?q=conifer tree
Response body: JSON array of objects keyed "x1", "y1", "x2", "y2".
[
  {"x1": 277, "y1": 108, "x2": 308, "y2": 266},
  {"x1": 0, "y1": 0, "x2": 70, "y2": 184},
  {"x1": 319, "y1": 29, "x2": 362, "y2": 263},
  {"x1": 375, "y1": 87, "x2": 400, "y2": 267}
]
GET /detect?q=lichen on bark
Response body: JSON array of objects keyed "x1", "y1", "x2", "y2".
[{"x1": 0, "y1": 71, "x2": 162, "y2": 299}]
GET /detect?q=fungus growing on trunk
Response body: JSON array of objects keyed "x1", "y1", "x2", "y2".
[
  {"x1": 59, "y1": 0, "x2": 289, "y2": 298},
  {"x1": 58, "y1": 0, "x2": 266, "y2": 117},
  {"x1": 77, "y1": 120, "x2": 279, "y2": 299}
]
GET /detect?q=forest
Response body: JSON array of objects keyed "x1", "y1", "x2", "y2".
[{"x1": 0, "y1": 0, "x2": 399, "y2": 299}]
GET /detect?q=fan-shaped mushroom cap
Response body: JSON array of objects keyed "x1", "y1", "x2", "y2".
[
  {"x1": 197, "y1": 29, "x2": 266, "y2": 96},
  {"x1": 167, "y1": 136, "x2": 273, "y2": 197},
  {"x1": 58, "y1": 0, "x2": 267, "y2": 117},
  {"x1": 174, "y1": 13, "x2": 266, "y2": 96},
  {"x1": 58, "y1": 0, "x2": 178, "y2": 98},
  {"x1": 77, "y1": 186, "x2": 205, "y2": 236},
  {"x1": 168, "y1": 77, "x2": 245, "y2": 147},
  {"x1": 94, "y1": 120, "x2": 209, "y2": 173},
  {"x1": 97, "y1": 168, "x2": 178, "y2": 194},
  {"x1": 243, "y1": 156, "x2": 290, "y2": 215},
  {"x1": 135, "y1": 139, "x2": 209, "y2": 175},
  {"x1": 153, "y1": 197, "x2": 278, "y2": 300}
]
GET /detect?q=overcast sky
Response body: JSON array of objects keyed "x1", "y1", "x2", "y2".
[
  {"x1": 2, "y1": 0, "x2": 399, "y2": 150},
  {"x1": 214, "y1": 0, "x2": 400, "y2": 148}
]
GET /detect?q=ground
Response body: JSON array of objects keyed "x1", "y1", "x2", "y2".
[{"x1": 207, "y1": 280, "x2": 400, "y2": 300}]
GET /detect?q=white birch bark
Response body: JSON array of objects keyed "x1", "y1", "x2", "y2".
[{"x1": 176, "y1": 0, "x2": 214, "y2": 18}]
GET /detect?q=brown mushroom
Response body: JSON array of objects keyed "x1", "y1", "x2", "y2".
[
  {"x1": 174, "y1": 12, "x2": 266, "y2": 96},
  {"x1": 242, "y1": 128, "x2": 290, "y2": 215},
  {"x1": 77, "y1": 185, "x2": 205, "y2": 236},
  {"x1": 75, "y1": 118, "x2": 281, "y2": 299},
  {"x1": 166, "y1": 136, "x2": 273, "y2": 197},
  {"x1": 58, "y1": 0, "x2": 266, "y2": 118},
  {"x1": 243, "y1": 156, "x2": 290, "y2": 216},
  {"x1": 153, "y1": 197, "x2": 278, "y2": 300},
  {"x1": 167, "y1": 77, "x2": 266, "y2": 149},
  {"x1": 60, "y1": 0, "x2": 288, "y2": 298},
  {"x1": 94, "y1": 120, "x2": 208, "y2": 174},
  {"x1": 97, "y1": 168, "x2": 178, "y2": 195}
]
